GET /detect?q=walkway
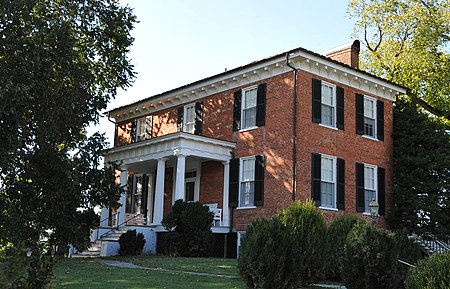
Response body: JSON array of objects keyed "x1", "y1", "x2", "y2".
[{"x1": 96, "y1": 259, "x2": 240, "y2": 279}]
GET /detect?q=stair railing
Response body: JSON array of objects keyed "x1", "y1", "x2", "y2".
[
  {"x1": 95, "y1": 212, "x2": 120, "y2": 240},
  {"x1": 99, "y1": 213, "x2": 146, "y2": 239}
]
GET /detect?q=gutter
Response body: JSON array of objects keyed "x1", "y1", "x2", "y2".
[{"x1": 286, "y1": 53, "x2": 298, "y2": 202}]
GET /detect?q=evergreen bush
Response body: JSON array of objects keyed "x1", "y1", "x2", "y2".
[
  {"x1": 118, "y1": 230, "x2": 146, "y2": 256},
  {"x1": 277, "y1": 200, "x2": 328, "y2": 285},
  {"x1": 238, "y1": 218, "x2": 302, "y2": 289},
  {"x1": 326, "y1": 215, "x2": 365, "y2": 280},
  {"x1": 405, "y1": 251, "x2": 450, "y2": 289},
  {"x1": 341, "y1": 222, "x2": 405, "y2": 289},
  {"x1": 162, "y1": 200, "x2": 213, "y2": 257}
]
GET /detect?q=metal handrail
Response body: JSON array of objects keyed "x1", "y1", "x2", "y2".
[
  {"x1": 95, "y1": 212, "x2": 120, "y2": 240},
  {"x1": 99, "y1": 213, "x2": 146, "y2": 239}
]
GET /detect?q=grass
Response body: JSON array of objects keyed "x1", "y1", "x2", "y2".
[
  {"x1": 52, "y1": 257, "x2": 245, "y2": 289},
  {"x1": 110, "y1": 255, "x2": 240, "y2": 277}
]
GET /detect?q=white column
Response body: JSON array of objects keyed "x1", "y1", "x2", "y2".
[
  {"x1": 174, "y1": 154, "x2": 186, "y2": 201},
  {"x1": 117, "y1": 169, "x2": 128, "y2": 227},
  {"x1": 153, "y1": 158, "x2": 167, "y2": 225},
  {"x1": 99, "y1": 206, "x2": 110, "y2": 227},
  {"x1": 222, "y1": 161, "x2": 230, "y2": 227}
]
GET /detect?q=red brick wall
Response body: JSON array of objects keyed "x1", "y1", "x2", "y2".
[{"x1": 118, "y1": 70, "x2": 393, "y2": 231}]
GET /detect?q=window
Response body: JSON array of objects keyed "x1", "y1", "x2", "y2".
[
  {"x1": 177, "y1": 102, "x2": 203, "y2": 135},
  {"x1": 229, "y1": 156, "x2": 264, "y2": 208},
  {"x1": 364, "y1": 96, "x2": 376, "y2": 138},
  {"x1": 185, "y1": 171, "x2": 197, "y2": 202},
  {"x1": 240, "y1": 157, "x2": 255, "y2": 207},
  {"x1": 311, "y1": 153, "x2": 345, "y2": 210},
  {"x1": 364, "y1": 165, "x2": 377, "y2": 213},
  {"x1": 321, "y1": 83, "x2": 336, "y2": 127},
  {"x1": 321, "y1": 156, "x2": 336, "y2": 208},
  {"x1": 241, "y1": 86, "x2": 258, "y2": 129},
  {"x1": 356, "y1": 94, "x2": 384, "y2": 140},
  {"x1": 184, "y1": 103, "x2": 195, "y2": 134},
  {"x1": 356, "y1": 163, "x2": 385, "y2": 215},
  {"x1": 233, "y1": 83, "x2": 266, "y2": 131},
  {"x1": 126, "y1": 174, "x2": 148, "y2": 215},
  {"x1": 312, "y1": 79, "x2": 344, "y2": 129},
  {"x1": 136, "y1": 116, "x2": 153, "y2": 141}
]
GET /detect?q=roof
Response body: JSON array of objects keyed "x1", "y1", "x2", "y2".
[{"x1": 106, "y1": 44, "x2": 408, "y2": 118}]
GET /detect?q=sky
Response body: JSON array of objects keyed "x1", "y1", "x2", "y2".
[{"x1": 93, "y1": 0, "x2": 357, "y2": 144}]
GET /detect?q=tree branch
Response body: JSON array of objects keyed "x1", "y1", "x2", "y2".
[{"x1": 409, "y1": 92, "x2": 450, "y2": 120}]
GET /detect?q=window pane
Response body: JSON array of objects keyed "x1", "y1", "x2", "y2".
[
  {"x1": 243, "y1": 88, "x2": 257, "y2": 109},
  {"x1": 321, "y1": 157, "x2": 334, "y2": 182},
  {"x1": 364, "y1": 117, "x2": 375, "y2": 137},
  {"x1": 322, "y1": 85, "x2": 334, "y2": 106},
  {"x1": 364, "y1": 98, "x2": 374, "y2": 118},
  {"x1": 135, "y1": 175, "x2": 143, "y2": 195},
  {"x1": 242, "y1": 159, "x2": 255, "y2": 181},
  {"x1": 240, "y1": 181, "x2": 254, "y2": 207},
  {"x1": 364, "y1": 167, "x2": 375, "y2": 190},
  {"x1": 321, "y1": 182, "x2": 335, "y2": 207},
  {"x1": 243, "y1": 107, "x2": 256, "y2": 128},
  {"x1": 321, "y1": 104, "x2": 334, "y2": 126},
  {"x1": 364, "y1": 189, "x2": 376, "y2": 212}
]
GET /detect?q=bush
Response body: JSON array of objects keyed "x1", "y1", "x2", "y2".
[
  {"x1": 326, "y1": 215, "x2": 365, "y2": 281},
  {"x1": 118, "y1": 230, "x2": 146, "y2": 256},
  {"x1": 341, "y1": 222, "x2": 405, "y2": 289},
  {"x1": 405, "y1": 251, "x2": 450, "y2": 289},
  {"x1": 162, "y1": 200, "x2": 213, "y2": 257},
  {"x1": 238, "y1": 218, "x2": 302, "y2": 289},
  {"x1": 277, "y1": 200, "x2": 328, "y2": 285}
]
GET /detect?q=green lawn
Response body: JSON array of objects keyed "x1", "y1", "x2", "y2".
[{"x1": 52, "y1": 257, "x2": 246, "y2": 289}]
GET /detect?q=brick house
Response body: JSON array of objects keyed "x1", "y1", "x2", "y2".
[{"x1": 96, "y1": 40, "x2": 407, "y2": 257}]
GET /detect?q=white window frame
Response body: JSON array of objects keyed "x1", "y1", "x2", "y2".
[
  {"x1": 363, "y1": 95, "x2": 377, "y2": 139},
  {"x1": 363, "y1": 164, "x2": 378, "y2": 214},
  {"x1": 238, "y1": 156, "x2": 256, "y2": 208},
  {"x1": 136, "y1": 116, "x2": 153, "y2": 142},
  {"x1": 320, "y1": 81, "x2": 336, "y2": 128},
  {"x1": 240, "y1": 85, "x2": 258, "y2": 131},
  {"x1": 183, "y1": 103, "x2": 196, "y2": 134},
  {"x1": 319, "y1": 154, "x2": 337, "y2": 210}
]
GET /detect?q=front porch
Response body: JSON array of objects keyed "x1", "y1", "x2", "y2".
[{"x1": 100, "y1": 132, "x2": 236, "y2": 235}]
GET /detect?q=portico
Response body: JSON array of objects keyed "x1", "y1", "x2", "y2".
[{"x1": 101, "y1": 132, "x2": 236, "y2": 230}]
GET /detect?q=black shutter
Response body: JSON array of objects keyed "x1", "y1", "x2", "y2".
[
  {"x1": 337, "y1": 158, "x2": 345, "y2": 210},
  {"x1": 378, "y1": 167, "x2": 386, "y2": 215},
  {"x1": 141, "y1": 175, "x2": 149, "y2": 216},
  {"x1": 356, "y1": 94, "x2": 364, "y2": 135},
  {"x1": 312, "y1": 79, "x2": 322, "y2": 123},
  {"x1": 311, "y1": 153, "x2": 321, "y2": 206},
  {"x1": 126, "y1": 175, "x2": 133, "y2": 213},
  {"x1": 233, "y1": 90, "x2": 242, "y2": 131},
  {"x1": 254, "y1": 155, "x2": 265, "y2": 206},
  {"x1": 130, "y1": 120, "x2": 137, "y2": 143},
  {"x1": 337, "y1": 86, "x2": 345, "y2": 130},
  {"x1": 194, "y1": 101, "x2": 203, "y2": 135},
  {"x1": 256, "y1": 83, "x2": 266, "y2": 127},
  {"x1": 356, "y1": 162, "x2": 365, "y2": 212},
  {"x1": 377, "y1": 100, "x2": 384, "y2": 141},
  {"x1": 229, "y1": 158, "x2": 239, "y2": 208},
  {"x1": 177, "y1": 107, "x2": 184, "y2": 132}
]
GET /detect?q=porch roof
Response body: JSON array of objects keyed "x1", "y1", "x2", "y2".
[{"x1": 104, "y1": 132, "x2": 236, "y2": 165}]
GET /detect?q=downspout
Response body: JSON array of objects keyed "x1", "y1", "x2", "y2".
[
  {"x1": 107, "y1": 112, "x2": 118, "y2": 147},
  {"x1": 286, "y1": 53, "x2": 298, "y2": 202}
]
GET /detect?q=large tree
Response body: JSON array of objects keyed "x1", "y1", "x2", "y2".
[
  {"x1": 0, "y1": 0, "x2": 135, "y2": 286},
  {"x1": 348, "y1": 0, "x2": 450, "y2": 120},
  {"x1": 392, "y1": 98, "x2": 450, "y2": 239},
  {"x1": 348, "y1": 0, "x2": 450, "y2": 239}
]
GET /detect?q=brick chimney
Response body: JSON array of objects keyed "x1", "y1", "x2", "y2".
[{"x1": 325, "y1": 40, "x2": 360, "y2": 69}]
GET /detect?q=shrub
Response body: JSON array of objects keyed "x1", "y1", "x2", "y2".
[
  {"x1": 118, "y1": 230, "x2": 146, "y2": 256},
  {"x1": 238, "y1": 218, "x2": 302, "y2": 289},
  {"x1": 162, "y1": 200, "x2": 213, "y2": 257},
  {"x1": 277, "y1": 200, "x2": 328, "y2": 285},
  {"x1": 405, "y1": 251, "x2": 450, "y2": 289},
  {"x1": 341, "y1": 222, "x2": 404, "y2": 289},
  {"x1": 326, "y1": 215, "x2": 365, "y2": 281}
]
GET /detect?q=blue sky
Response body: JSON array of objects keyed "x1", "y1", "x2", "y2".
[{"x1": 95, "y1": 0, "x2": 356, "y2": 143}]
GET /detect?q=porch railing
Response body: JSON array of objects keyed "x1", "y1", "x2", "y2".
[
  {"x1": 95, "y1": 212, "x2": 120, "y2": 240},
  {"x1": 99, "y1": 213, "x2": 146, "y2": 239},
  {"x1": 412, "y1": 234, "x2": 450, "y2": 255}
]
